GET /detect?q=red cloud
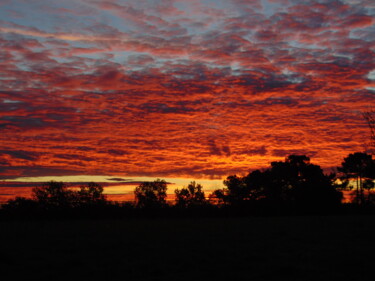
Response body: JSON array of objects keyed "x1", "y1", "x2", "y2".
[{"x1": 0, "y1": 0, "x2": 374, "y2": 181}]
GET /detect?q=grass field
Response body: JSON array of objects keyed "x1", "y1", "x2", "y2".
[{"x1": 1, "y1": 215, "x2": 374, "y2": 281}]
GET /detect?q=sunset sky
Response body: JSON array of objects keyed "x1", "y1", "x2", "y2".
[{"x1": 0, "y1": 0, "x2": 374, "y2": 191}]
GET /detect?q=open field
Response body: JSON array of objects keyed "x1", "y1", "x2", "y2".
[{"x1": 1, "y1": 215, "x2": 374, "y2": 281}]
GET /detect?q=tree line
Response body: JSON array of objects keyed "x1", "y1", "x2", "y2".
[
  {"x1": 134, "y1": 153, "x2": 374, "y2": 210},
  {"x1": 1, "y1": 152, "x2": 374, "y2": 218}
]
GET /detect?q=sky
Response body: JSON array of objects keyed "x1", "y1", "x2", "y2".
[{"x1": 0, "y1": 0, "x2": 374, "y2": 190}]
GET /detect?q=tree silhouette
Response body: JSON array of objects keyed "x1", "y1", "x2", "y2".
[
  {"x1": 32, "y1": 181, "x2": 75, "y2": 209},
  {"x1": 243, "y1": 169, "x2": 271, "y2": 201},
  {"x1": 210, "y1": 173, "x2": 264, "y2": 206},
  {"x1": 223, "y1": 175, "x2": 248, "y2": 205},
  {"x1": 211, "y1": 155, "x2": 342, "y2": 209},
  {"x1": 338, "y1": 152, "x2": 375, "y2": 205},
  {"x1": 2, "y1": 196, "x2": 38, "y2": 212},
  {"x1": 134, "y1": 179, "x2": 168, "y2": 208},
  {"x1": 76, "y1": 182, "x2": 106, "y2": 206},
  {"x1": 175, "y1": 181, "x2": 206, "y2": 208},
  {"x1": 31, "y1": 181, "x2": 107, "y2": 209},
  {"x1": 208, "y1": 189, "x2": 227, "y2": 205},
  {"x1": 363, "y1": 109, "x2": 375, "y2": 152},
  {"x1": 209, "y1": 175, "x2": 249, "y2": 206},
  {"x1": 266, "y1": 155, "x2": 341, "y2": 208}
]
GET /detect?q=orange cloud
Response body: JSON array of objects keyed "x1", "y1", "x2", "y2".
[{"x1": 0, "y1": 0, "x2": 374, "y2": 181}]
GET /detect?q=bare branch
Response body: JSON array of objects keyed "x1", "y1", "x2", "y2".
[{"x1": 362, "y1": 109, "x2": 375, "y2": 152}]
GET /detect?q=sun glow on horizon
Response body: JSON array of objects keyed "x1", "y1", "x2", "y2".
[{"x1": 3, "y1": 175, "x2": 224, "y2": 191}]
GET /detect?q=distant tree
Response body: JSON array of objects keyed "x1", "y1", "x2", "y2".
[
  {"x1": 234, "y1": 155, "x2": 342, "y2": 210},
  {"x1": 209, "y1": 175, "x2": 247, "y2": 206},
  {"x1": 175, "y1": 181, "x2": 206, "y2": 208},
  {"x1": 338, "y1": 152, "x2": 375, "y2": 205},
  {"x1": 218, "y1": 174, "x2": 265, "y2": 206},
  {"x1": 76, "y1": 182, "x2": 106, "y2": 206},
  {"x1": 223, "y1": 175, "x2": 248, "y2": 205},
  {"x1": 30, "y1": 181, "x2": 107, "y2": 209},
  {"x1": 32, "y1": 181, "x2": 75, "y2": 209},
  {"x1": 243, "y1": 169, "x2": 270, "y2": 201},
  {"x1": 134, "y1": 179, "x2": 168, "y2": 208},
  {"x1": 2, "y1": 197, "x2": 38, "y2": 212},
  {"x1": 210, "y1": 155, "x2": 341, "y2": 209},
  {"x1": 268, "y1": 155, "x2": 317, "y2": 203},
  {"x1": 266, "y1": 155, "x2": 342, "y2": 208},
  {"x1": 208, "y1": 189, "x2": 227, "y2": 205}
]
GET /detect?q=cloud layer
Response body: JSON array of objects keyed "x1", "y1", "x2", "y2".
[{"x1": 0, "y1": 0, "x2": 374, "y2": 179}]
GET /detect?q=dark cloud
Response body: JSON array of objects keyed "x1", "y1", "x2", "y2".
[
  {"x1": 0, "y1": 116, "x2": 46, "y2": 129},
  {"x1": 207, "y1": 140, "x2": 231, "y2": 157},
  {"x1": 104, "y1": 149, "x2": 129, "y2": 156},
  {"x1": 54, "y1": 154, "x2": 95, "y2": 162},
  {"x1": 107, "y1": 177, "x2": 129, "y2": 181},
  {"x1": 0, "y1": 166, "x2": 85, "y2": 180},
  {"x1": 139, "y1": 102, "x2": 197, "y2": 114},
  {"x1": 0, "y1": 150, "x2": 39, "y2": 161},
  {"x1": 238, "y1": 146, "x2": 267, "y2": 156},
  {"x1": 272, "y1": 149, "x2": 318, "y2": 158},
  {"x1": 255, "y1": 97, "x2": 298, "y2": 106},
  {"x1": 126, "y1": 54, "x2": 155, "y2": 65}
]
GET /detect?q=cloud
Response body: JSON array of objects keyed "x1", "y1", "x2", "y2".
[
  {"x1": 0, "y1": 166, "x2": 85, "y2": 180},
  {"x1": 238, "y1": 146, "x2": 267, "y2": 156},
  {"x1": 107, "y1": 177, "x2": 129, "y2": 181},
  {"x1": 272, "y1": 149, "x2": 318, "y2": 158},
  {"x1": 0, "y1": 0, "x2": 373, "y2": 180},
  {"x1": 126, "y1": 54, "x2": 155, "y2": 65},
  {"x1": 0, "y1": 26, "x2": 125, "y2": 42},
  {"x1": 0, "y1": 150, "x2": 40, "y2": 161}
]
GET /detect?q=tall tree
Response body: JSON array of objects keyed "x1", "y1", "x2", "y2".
[
  {"x1": 363, "y1": 109, "x2": 375, "y2": 152},
  {"x1": 211, "y1": 155, "x2": 342, "y2": 209},
  {"x1": 338, "y1": 152, "x2": 375, "y2": 205},
  {"x1": 265, "y1": 155, "x2": 341, "y2": 208},
  {"x1": 32, "y1": 181, "x2": 74, "y2": 209}
]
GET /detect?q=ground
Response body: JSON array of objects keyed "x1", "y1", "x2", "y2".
[{"x1": 1, "y1": 215, "x2": 374, "y2": 280}]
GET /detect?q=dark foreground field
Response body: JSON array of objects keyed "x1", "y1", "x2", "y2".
[{"x1": 1, "y1": 215, "x2": 374, "y2": 281}]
